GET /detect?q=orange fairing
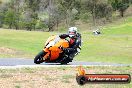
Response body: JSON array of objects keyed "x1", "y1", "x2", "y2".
[
  {"x1": 45, "y1": 35, "x2": 56, "y2": 46},
  {"x1": 43, "y1": 48, "x2": 50, "y2": 60},
  {"x1": 55, "y1": 39, "x2": 69, "y2": 48},
  {"x1": 43, "y1": 35, "x2": 69, "y2": 61},
  {"x1": 49, "y1": 46, "x2": 61, "y2": 61}
]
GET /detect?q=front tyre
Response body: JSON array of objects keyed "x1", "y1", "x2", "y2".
[{"x1": 34, "y1": 51, "x2": 45, "y2": 64}]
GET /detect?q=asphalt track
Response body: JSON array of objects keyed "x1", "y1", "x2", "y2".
[{"x1": 0, "y1": 58, "x2": 132, "y2": 67}]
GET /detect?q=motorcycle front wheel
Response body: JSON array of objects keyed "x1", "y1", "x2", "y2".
[{"x1": 34, "y1": 50, "x2": 45, "y2": 64}]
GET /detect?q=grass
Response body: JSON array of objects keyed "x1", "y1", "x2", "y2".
[
  {"x1": 0, "y1": 29, "x2": 57, "y2": 57},
  {"x1": 15, "y1": 85, "x2": 21, "y2": 88},
  {"x1": 0, "y1": 66, "x2": 131, "y2": 88},
  {"x1": 76, "y1": 16, "x2": 132, "y2": 64},
  {"x1": 0, "y1": 16, "x2": 132, "y2": 64},
  {"x1": 61, "y1": 74, "x2": 74, "y2": 83}
]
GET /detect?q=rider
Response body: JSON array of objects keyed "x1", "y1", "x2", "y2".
[{"x1": 59, "y1": 27, "x2": 81, "y2": 61}]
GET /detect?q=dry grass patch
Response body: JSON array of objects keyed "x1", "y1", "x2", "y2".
[
  {"x1": 0, "y1": 47, "x2": 17, "y2": 54},
  {"x1": 0, "y1": 66, "x2": 131, "y2": 88},
  {"x1": 0, "y1": 47, "x2": 26, "y2": 57}
]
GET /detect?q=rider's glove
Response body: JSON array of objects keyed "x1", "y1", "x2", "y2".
[{"x1": 59, "y1": 34, "x2": 69, "y2": 39}]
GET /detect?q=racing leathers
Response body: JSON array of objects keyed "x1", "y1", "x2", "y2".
[{"x1": 59, "y1": 33, "x2": 81, "y2": 61}]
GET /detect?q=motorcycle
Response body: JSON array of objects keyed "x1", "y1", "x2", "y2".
[{"x1": 34, "y1": 35, "x2": 72, "y2": 64}]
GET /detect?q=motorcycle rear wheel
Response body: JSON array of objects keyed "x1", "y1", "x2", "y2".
[
  {"x1": 34, "y1": 51, "x2": 45, "y2": 64},
  {"x1": 60, "y1": 57, "x2": 71, "y2": 65}
]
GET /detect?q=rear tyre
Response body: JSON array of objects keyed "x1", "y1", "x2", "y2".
[
  {"x1": 34, "y1": 51, "x2": 45, "y2": 64},
  {"x1": 60, "y1": 55, "x2": 74, "y2": 65},
  {"x1": 60, "y1": 57, "x2": 71, "y2": 65},
  {"x1": 60, "y1": 61, "x2": 69, "y2": 65}
]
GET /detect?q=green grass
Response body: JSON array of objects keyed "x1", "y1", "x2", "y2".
[
  {"x1": 0, "y1": 29, "x2": 58, "y2": 57},
  {"x1": 0, "y1": 16, "x2": 132, "y2": 64},
  {"x1": 75, "y1": 16, "x2": 132, "y2": 64}
]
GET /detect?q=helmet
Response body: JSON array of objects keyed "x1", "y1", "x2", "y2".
[{"x1": 68, "y1": 27, "x2": 77, "y2": 38}]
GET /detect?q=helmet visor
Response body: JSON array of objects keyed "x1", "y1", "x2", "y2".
[
  {"x1": 69, "y1": 31, "x2": 75, "y2": 34},
  {"x1": 69, "y1": 32, "x2": 76, "y2": 38}
]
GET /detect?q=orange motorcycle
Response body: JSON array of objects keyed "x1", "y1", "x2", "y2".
[{"x1": 34, "y1": 35, "x2": 71, "y2": 64}]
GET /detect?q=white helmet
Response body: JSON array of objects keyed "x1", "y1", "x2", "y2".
[{"x1": 68, "y1": 27, "x2": 77, "y2": 38}]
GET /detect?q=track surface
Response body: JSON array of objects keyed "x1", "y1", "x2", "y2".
[{"x1": 0, "y1": 58, "x2": 131, "y2": 66}]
